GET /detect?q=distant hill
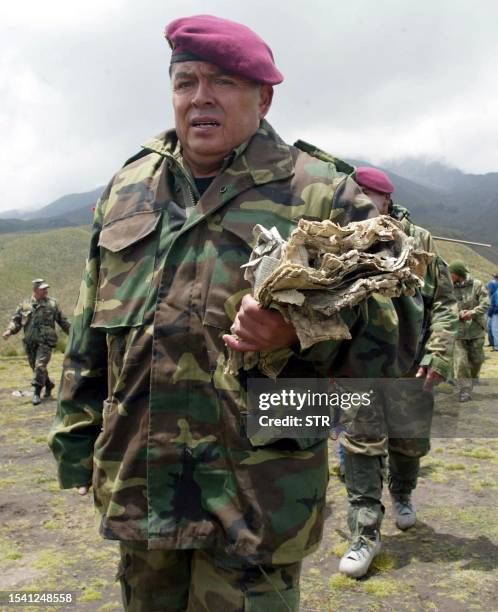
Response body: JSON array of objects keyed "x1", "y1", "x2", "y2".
[
  {"x1": 0, "y1": 187, "x2": 103, "y2": 234},
  {"x1": 384, "y1": 158, "x2": 466, "y2": 192},
  {"x1": 23, "y1": 187, "x2": 104, "y2": 220},
  {"x1": 1, "y1": 156, "x2": 496, "y2": 263},
  {"x1": 347, "y1": 158, "x2": 498, "y2": 265},
  {"x1": 0, "y1": 208, "x2": 35, "y2": 220}
]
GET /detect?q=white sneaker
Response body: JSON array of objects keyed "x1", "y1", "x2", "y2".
[
  {"x1": 338, "y1": 535, "x2": 381, "y2": 578},
  {"x1": 391, "y1": 494, "x2": 416, "y2": 530}
]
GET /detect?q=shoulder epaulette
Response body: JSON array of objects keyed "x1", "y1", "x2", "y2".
[
  {"x1": 294, "y1": 139, "x2": 355, "y2": 175},
  {"x1": 390, "y1": 203, "x2": 411, "y2": 222}
]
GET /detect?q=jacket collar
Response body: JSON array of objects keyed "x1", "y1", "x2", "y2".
[{"x1": 141, "y1": 119, "x2": 295, "y2": 189}]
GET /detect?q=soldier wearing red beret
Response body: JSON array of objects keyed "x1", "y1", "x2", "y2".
[
  {"x1": 336, "y1": 166, "x2": 458, "y2": 578},
  {"x1": 50, "y1": 15, "x2": 422, "y2": 610}
]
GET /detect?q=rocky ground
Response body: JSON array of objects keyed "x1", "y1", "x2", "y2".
[{"x1": 0, "y1": 352, "x2": 497, "y2": 611}]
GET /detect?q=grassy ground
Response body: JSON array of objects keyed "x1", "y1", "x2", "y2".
[{"x1": 0, "y1": 353, "x2": 497, "y2": 611}]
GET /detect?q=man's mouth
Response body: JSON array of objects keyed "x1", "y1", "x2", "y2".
[{"x1": 191, "y1": 118, "x2": 221, "y2": 129}]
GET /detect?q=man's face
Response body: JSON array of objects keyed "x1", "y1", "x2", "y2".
[
  {"x1": 361, "y1": 188, "x2": 390, "y2": 215},
  {"x1": 171, "y1": 61, "x2": 273, "y2": 177},
  {"x1": 34, "y1": 288, "x2": 48, "y2": 300},
  {"x1": 451, "y1": 273, "x2": 465, "y2": 285}
]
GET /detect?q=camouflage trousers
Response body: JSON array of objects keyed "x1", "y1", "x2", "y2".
[
  {"x1": 340, "y1": 379, "x2": 433, "y2": 539},
  {"x1": 454, "y1": 337, "x2": 485, "y2": 392},
  {"x1": 23, "y1": 341, "x2": 52, "y2": 387},
  {"x1": 118, "y1": 542, "x2": 301, "y2": 612}
]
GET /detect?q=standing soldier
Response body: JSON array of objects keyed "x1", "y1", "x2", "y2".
[
  {"x1": 48, "y1": 16, "x2": 426, "y2": 610},
  {"x1": 337, "y1": 167, "x2": 458, "y2": 578},
  {"x1": 2, "y1": 279, "x2": 70, "y2": 405},
  {"x1": 449, "y1": 261, "x2": 489, "y2": 402}
]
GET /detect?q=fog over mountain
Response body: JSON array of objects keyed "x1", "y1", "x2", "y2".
[{"x1": 2, "y1": 1, "x2": 498, "y2": 214}]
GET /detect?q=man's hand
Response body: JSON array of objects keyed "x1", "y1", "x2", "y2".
[
  {"x1": 77, "y1": 486, "x2": 90, "y2": 496},
  {"x1": 2, "y1": 330, "x2": 11, "y2": 340},
  {"x1": 459, "y1": 310, "x2": 472, "y2": 321},
  {"x1": 416, "y1": 366, "x2": 444, "y2": 392},
  {"x1": 223, "y1": 295, "x2": 298, "y2": 352}
]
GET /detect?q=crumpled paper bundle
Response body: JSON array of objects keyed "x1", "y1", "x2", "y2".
[{"x1": 226, "y1": 216, "x2": 432, "y2": 377}]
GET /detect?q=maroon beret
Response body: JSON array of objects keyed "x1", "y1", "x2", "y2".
[
  {"x1": 165, "y1": 14, "x2": 283, "y2": 85},
  {"x1": 356, "y1": 167, "x2": 394, "y2": 195}
]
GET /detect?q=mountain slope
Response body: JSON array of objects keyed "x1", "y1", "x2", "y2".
[{"x1": 23, "y1": 187, "x2": 104, "y2": 219}]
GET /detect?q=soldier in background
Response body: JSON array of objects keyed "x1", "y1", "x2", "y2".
[
  {"x1": 2, "y1": 279, "x2": 70, "y2": 405},
  {"x1": 449, "y1": 261, "x2": 489, "y2": 402},
  {"x1": 337, "y1": 167, "x2": 458, "y2": 578}
]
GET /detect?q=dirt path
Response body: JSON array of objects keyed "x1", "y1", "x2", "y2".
[{"x1": 0, "y1": 353, "x2": 497, "y2": 611}]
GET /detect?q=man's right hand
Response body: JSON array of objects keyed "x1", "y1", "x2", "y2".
[
  {"x1": 2, "y1": 330, "x2": 11, "y2": 340},
  {"x1": 77, "y1": 486, "x2": 90, "y2": 496}
]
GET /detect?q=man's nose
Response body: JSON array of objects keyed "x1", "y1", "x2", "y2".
[{"x1": 191, "y1": 80, "x2": 215, "y2": 107}]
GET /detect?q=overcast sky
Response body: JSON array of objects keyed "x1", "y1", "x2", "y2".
[{"x1": 2, "y1": 0, "x2": 498, "y2": 213}]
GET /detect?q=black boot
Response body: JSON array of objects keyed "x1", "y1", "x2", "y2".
[
  {"x1": 45, "y1": 379, "x2": 55, "y2": 398},
  {"x1": 32, "y1": 385, "x2": 42, "y2": 406}
]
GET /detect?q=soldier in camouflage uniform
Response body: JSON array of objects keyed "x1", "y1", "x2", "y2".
[
  {"x1": 3, "y1": 279, "x2": 70, "y2": 405},
  {"x1": 449, "y1": 260, "x2": 489, "y2": 402},
  {"x1": 49, "y1": 16, "x2": 426, "y2": 611},
  {"x1": 336, "y1": 168, "x2": 458, "y2": 578}
]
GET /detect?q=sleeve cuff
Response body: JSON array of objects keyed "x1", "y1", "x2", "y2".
[
  {"x1": 56, "y1": 462, "x2": 93, "y2": 490},
  {"x1": 419, "y1": 354, "x2": 450, "y2": 379}
]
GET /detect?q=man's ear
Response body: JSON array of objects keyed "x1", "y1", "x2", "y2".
[{"x1": 259, "y1": 85, "x2": 273, "y2": 119}]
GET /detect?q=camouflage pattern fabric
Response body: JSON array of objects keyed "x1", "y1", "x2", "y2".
[
  {"x1": 344, "y1": 451, "x2": 385, "y2": 539},
  {"x1": 24, "y1": 341, "x2": 53, "y2": 387},
  {"x1": 118, "y1": 542, "x2": 301, "y2": 611},
  {"x1": 393, "y1": 206, "x2": 458, "y2": 380},
  {"x1": 49, "y1": 121, "x2": 425, "y2": 564},
  {"x1": 454, "y1": 337, "x2": 485, "y2": 392},
  {"x1": 452, "y1": 276, "x2": 489, "y2": 340},
  {"x1": 342, "y1": 204, "x2": 458, "y2": 538},
  {"x1": 6, "y1": 296, "x2": 70, "y2": 346},
  {"x1": 452, "y1": 275, "x2": 488, "y2": 391},
  {"x1": 6, "y1": 296, "x2": 70, "y2": 387}
]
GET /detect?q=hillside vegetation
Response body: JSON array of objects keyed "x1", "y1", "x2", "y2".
[{"x1": 1, "y1": 224, "x2": 496, "y2": 357}]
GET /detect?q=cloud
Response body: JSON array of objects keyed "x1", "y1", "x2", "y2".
[{"x1": 1, "y1": 0, "x2": 498, "y2": 212}]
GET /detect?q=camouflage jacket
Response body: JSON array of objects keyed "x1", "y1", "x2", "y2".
[
  {"x1": 49, "y1": 121, "x2": 424, "y2": 564},
  {"x1": 6, "y1": 296, "x2": 70, "y2": 347},
  {"x1": 452, "y1": 276, "x2": 489, "y2": 339},
  {"x1": 391, "y1": 204, "x2": 458, "y2": 378}
]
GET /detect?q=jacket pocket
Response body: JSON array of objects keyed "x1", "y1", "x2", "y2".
[
  {"x1": 20, "y1": 308, "x2": 32, "y2": 327},
  {"x1": 241, "y1": 410, "x2": 325, "y2": 451},
  {"x1": 91, "y1": 210, "x2": 162, "y2": 330},
  {"x1": 93, "y1": 398, "x2": 117, "y2": 453},
  {"x1": 202, "y1": 213, "x2": 255, "y2": 332}
]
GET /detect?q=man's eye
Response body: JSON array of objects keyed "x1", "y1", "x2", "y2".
[
  {"x1": 175, "y1": 81, "x2": 193, "y2": 90},
  {"x1": 215, "y1": 78, "x2": 235, "y2": 86}
]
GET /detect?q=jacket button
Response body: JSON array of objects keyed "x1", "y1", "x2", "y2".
[{"x1": 219, "y1": 185, "x2": 227, "y2": 193}]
